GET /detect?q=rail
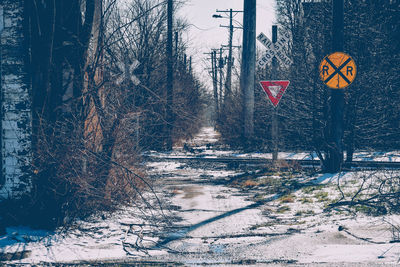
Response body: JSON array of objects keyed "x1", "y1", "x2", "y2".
[{"x1": 144, "y1": 155, "x2": 400, "y2": 169}]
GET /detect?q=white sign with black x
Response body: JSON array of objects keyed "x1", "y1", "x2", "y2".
[
  {"x1": 257, "y1": 32, "x2": 292, "y2": 68},
  {"x1": 116, "y1": 59, "x2": 141, "y2": 86}
]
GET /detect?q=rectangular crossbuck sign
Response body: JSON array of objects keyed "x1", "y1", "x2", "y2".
[
  {"x1": 116, "y1": 59, "x2": 141, "y2": 86},
  {"x1": 278, "y1": 28, "x2": 290, "y2": 49},
  {"x1": 258, "y1": 49, "x2": 274, "y2": 67},
  {"x1": 257, "y1": 32, "x2": 292, "y2": 67}
]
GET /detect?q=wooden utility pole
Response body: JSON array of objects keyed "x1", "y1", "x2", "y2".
[
  {"x1": 219, "y1": 47, "x2": 224, "y2": 107},
  {"x1": 189, "y1": 56, "x2": 192, "y2": 74},
  {"x1": 207, "y1": 48, "x2": 226, "y2": 122},
  {"x1": 166, "y1": 0, "x2": 174, "y2": 150},
  {"x1": 271, "y1": 25, "x2": 279, "y2": 161},
  {"x1": 328, "y1": 0, "x2": 345, "y2": 172},
  {"x1": 209, "y1": 50, "x2": 219, "y2": 119},
  {"x1": 214, "y1": 9, "x2": 243, "y2": 104},
  {"x1": 240, "y1": 0, "x2": 256, "y2": 145},
  {"x1": 174, "y1": 31, "x2": 178, "y2": 57},
  {"x1": 226, "y1": 9, "x2": 234, "y2": 98},
  {"x1": 213, "y1": 50, "x2": 219, "y2": 116}
]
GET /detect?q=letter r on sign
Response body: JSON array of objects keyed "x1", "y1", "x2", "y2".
[
  {"x1": 346, "y1": 66, "x2": 353, "y2": 76},
  {"x1": 322, "y1": 65, "x2": 329, "y2": 76}
]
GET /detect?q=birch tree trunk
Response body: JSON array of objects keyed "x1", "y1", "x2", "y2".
[{"x1": 0, "y1": 0, "x2": 32, "y2": 199}]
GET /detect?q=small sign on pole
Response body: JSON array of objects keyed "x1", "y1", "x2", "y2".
[{"x1": 259, "y1": 80, "x2": 290, "y2": 107}]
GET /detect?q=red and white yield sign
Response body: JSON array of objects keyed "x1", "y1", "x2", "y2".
[{"x1": 259, "y1": 80, "x2": 290, "y2": 107}]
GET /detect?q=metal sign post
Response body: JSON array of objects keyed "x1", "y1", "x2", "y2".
[
  {"x1": 271, "y1": 26, "x2": 278, "y2": 161},
  {"x1": 257, "y1": 25, "x2": 292, "y2": 162}
]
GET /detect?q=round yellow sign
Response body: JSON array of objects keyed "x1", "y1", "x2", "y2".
[{"x1": 319, "y1": 52, "x2": 356, "y2": 89}]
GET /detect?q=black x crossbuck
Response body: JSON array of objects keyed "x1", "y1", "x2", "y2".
[{"x1": 323, "y1": 56, "x2": 352, "y2": 85}]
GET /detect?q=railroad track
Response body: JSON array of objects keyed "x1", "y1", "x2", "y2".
[{"x1": 145, "y1": 155, "x2": 400, "y2": 169}]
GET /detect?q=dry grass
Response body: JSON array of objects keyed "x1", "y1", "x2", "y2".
[
  {"x1": 279, "y1": 194, "x2": 296, "y2": 203},
  {"x1": 242, "y1": 180, "x2": 259, "y2": 187}
]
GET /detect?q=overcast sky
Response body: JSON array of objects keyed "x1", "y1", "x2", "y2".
[{"x1": 178, "y1": 0, "x2": 276, "y2": 87}]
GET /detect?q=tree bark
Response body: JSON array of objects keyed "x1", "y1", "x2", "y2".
[
  {"x1": 165, "y1": 0, "x2": 174, "y2": 150},
  {"x1": 326, "y1": 0, "x2": 345, "y2": 172},
  {"x1": 0, "y1": 0, "x2": 33, "y2": 199}
]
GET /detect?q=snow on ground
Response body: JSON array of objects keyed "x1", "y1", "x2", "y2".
[
  {"x1": 1, "y1": 126, "x2": 400, "y2": 265},
  {"x1": 0, "y1": 205, "x2": 169, "y2": 263},
  {"x1": 146, "y1": 127, "x2": 400, "y2": 162}
]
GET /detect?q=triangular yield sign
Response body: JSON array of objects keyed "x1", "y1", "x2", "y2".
[{"x1": 259, "y1": 80, "x2": 290, "y2": 107}]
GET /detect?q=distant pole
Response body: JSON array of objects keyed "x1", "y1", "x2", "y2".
[
  {"x1": 328, "y1": 0, "x2": 345, "y2": 172},
  {"x1": 214, "y1": 8, "x2": 243, "y2": 101},
  {"x1": 174, "y1": 31, "x2": 178, "y2": 58},
  {"x1": 225, "y1": 9, "x2": 233, "y2": 98},
  {"x1": 136, "y1": 114, "x2": 140, "y2": 149},
  {"x1": 240, "y1": 0, "x2": 256, "y2": 146},
  {"x1": 211, "y1": 50, "x2": 219, "y2": 119},
  {"x1": 271, "y1": 25, "x2": 278, "y2": 161},
  {"x1": 219, "y1": 47, "x2": 224, "y2": 107},
  {"x1": 189, "y1": 56, "x2": 192, "y2": 73},
  {"x1": 213, "y1": 50, "x2": 219, "y2": 116},
  {"x1": 166, "y1": 0, "x2": 174, "y2": 150}
]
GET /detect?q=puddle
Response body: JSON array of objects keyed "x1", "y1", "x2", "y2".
[
  {"x1": 209, "y1": 244, "x2": 226, "y2": 254},
  {"x1": 182, "y1": 186, "x2": 204, "y2": 199},
  {"x1": 0, "y1": 251, "x2": 31, "y2": 261}
]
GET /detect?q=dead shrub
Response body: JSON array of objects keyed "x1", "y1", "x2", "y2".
[
  {"x1": 216, "y1": 93, "x2": 244, "y2": 148},
  {"x1": 328, "y1": 170, "x2": 400, "y2": 215},
  {"x1": 270, "y1": 160, "x2": 303, "y2": 172},
  {"x1": 242, "y1": 179, "x2": 259, "y2": 187},
  {"x1": 7, "y1": 112, "x2": 150, "y2": 228}
]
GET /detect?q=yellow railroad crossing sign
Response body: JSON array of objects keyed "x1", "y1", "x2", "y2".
[{"x1": 319, "y1": 52, "x2": 356, "y2": 89}]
